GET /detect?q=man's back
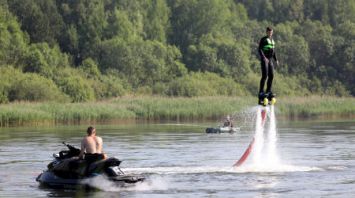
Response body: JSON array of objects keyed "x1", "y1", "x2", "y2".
[
  {"x1": 82, "y1": 135, "x2": 103, "y2": 154},
  {"x1": 79, "y1": 126, "x2": 107, "y2": 160}
]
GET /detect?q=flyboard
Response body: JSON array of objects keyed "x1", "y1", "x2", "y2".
[{"x1": 233, "y1": 93, "x2": 276, "y2": 167}]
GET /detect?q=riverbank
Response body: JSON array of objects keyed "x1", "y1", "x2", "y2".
[{"x1": 0, "y1": 96, "x2": 354, "y2": 126}]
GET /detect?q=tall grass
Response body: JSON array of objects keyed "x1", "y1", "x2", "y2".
[
  {"x1": 0, "y1": 96, "x2": 353, "y2": 126},
  {"x1": 277, "y1": 96, "x2": 355, "y2": 119}
]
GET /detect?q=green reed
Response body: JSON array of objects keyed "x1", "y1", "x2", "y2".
[{"x1": 0, "y1": 96, "x2": 353, "y2": 126}]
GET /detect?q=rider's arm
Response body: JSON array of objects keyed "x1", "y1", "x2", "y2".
[
  {"x1": 258, "y1": 38, "x2": 266, "y2": 60},
  {"x1": 97, "y1": 137, "x2": 107, "y2": 159},
  {"x1": 96, "y1": 137, "x2": 102, "y2": 153}
]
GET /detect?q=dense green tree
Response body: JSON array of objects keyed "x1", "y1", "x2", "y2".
[
  {"x1": 331, "y1": 21, "x2": 355, "y2": 95},
  {"x1": 8, "y1": 0, "x2": 64, "y2": 45},
  {"x1": 104, "y1": 8, "x2": 135, "y2": 40},
  {"x1": 275, "y1": 22, "x2": 310, "y2": 75},
  {"x1": 0, "y1": 0, "x2": 353, "y2": 101},
  {"x1": 296, "y1": 20, "x2": 334, "y2": 75},
  {"x1": 98, "y1": 38, "x2": 187, "y2": 88},
  {"x1": 144, "y1": 0, "x2": 170, "y2": 42},
  {"x1": 23, "y1": 43, "x2": 70, "y2": 78},
  {"x1": 185, "y1": 33, "x2": 251, "y2": 81},
  {"x1": 0, "y1": 6, "x2": 29, "y2": 66},
  {"x1": 168, "y1": 0, "x2": 235, "y2": 52},
  {"x1": 56, "y1": 0, "x2": 107, "y2": 64}
]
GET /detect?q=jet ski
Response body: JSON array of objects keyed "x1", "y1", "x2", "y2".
[
  {"x1": 205, "y1": 126, "x2": 239, "y2": 133},
  {"x1": 36, "y1": 142, "x2": 145, "y2": 189}
]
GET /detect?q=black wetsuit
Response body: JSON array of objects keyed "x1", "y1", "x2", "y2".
[{"x1": 258, "y1": 36, "x2": 278, "y2": 94}]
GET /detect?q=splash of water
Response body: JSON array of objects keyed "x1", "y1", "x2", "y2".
[
  {"x1": 81, "y1": 175, "x2": 169, "y2": 192},
  {"x1": 249, "y1": 106, "x2": 280, "y2": 169},
  {"x1": 265, "y1": 105, "x2": 279, "y2": 165},
  {"x1": 124, "y1": 165, "x2": 321, "y2": 175},
  {"x1": 252, "y1": 107, "x2": 265, "y2": 165}
]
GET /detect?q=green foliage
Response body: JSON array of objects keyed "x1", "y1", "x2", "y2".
[
  {"x1": 272, "y1": 74, "x2": 310, "y2": 96},
  {"x1": 56, "y1": 0, "x2": 107, "y2": 64},
  {"x1": 297, "y1": 20, "x2": 334, "y2": 68},
  {"x1": 275, "y1": 22, "x2": 310, "y2": 75},
  {"x1": 242, "y1": 0, "x2": 355, "y2": 25},
  {"x1": 91, "y1": 75, "x2": 127, "y2": 99},
  {"x1": 331, "y1": 21, "x2": 355, "y2": 95},
  {"x1": 185, "y1": 33, "x2": 252, "y2": 80},
  {"x1": 23, "y1": 43, "x2": 69, "y2": 78},
  {"x1": 0, "y1": 67, "x2": 68, "y2": 103},
  {"x1": 8, "y1": 73, "x2": 68, "y2": 102},
  {"x1": 167, "y1": 72, "x2": 248, "y2": 97},
  {"x1": 0, "y1": 0, "x2": 353, "y2": 103},
  {"x1": 105, "y1": 9, "x2": 135, "y2": 40},
  {"x1": 98, "y1": 38, "x2": 187, "y2": 87},
  {"x1": 168, "y1": 0, "x2": 239, "y2": 52},
  {"x1": 144, "y1": 0, "x2": 170, "y2": 42},
  {"x1": 55, "y1": 73, "x2": 95, "y2": 102},
  {"x1": 79, "y1": 58, "x2": 100, "y2": 78},
  {"x1": 0, "y1": 6, "x2": 29, "y2": 66},
  {"x1": 8, "y1": 0, "x2": 64, "y2": 45}
]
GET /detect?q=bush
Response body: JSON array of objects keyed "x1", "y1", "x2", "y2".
[
  {"x1": 152, "y1": 82, "x2": 169, "y2": 95},
  {"x1": 272, "y1": 74, "x2": 310, "y2": 96},
  {"x1": 167, "y1": 72, "x2": 248, "y2": 97},
  {"x1": 91, "y1": 75, "x2": 127, "y2": 99},
  {"x1": 8, "y1": 73, "x2": 68, "y2": 102},
  {"x1": 79, "y1": 58, "x2": 101, "y2": 78},
  {"x1": 0, "y1": 67, "x2": 68, "y2": 102},
  {"x1": 57, "y1": 76, "x2": 95, "y2": 102},
  {"x1": 23, "y1": 43, "x2": 70, "y2": 78},
  {"x1": 136, "y1": 86, "x2": 153, "y2": 95}
]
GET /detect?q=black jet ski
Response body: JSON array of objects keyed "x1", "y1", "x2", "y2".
[
  {"x1": 36, "y1": 142, "x2": 145, "y2": 189},
  {"x1": 205, "y1": 126, "x2": 239, "y2": 133}
]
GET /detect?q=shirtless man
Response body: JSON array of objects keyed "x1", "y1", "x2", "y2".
[
  {"x1": 79, "y1": 126, "x2": 107, "y2": 161},
  {"x1": 223, "y1": 115, "x2": 234, "y2": 128}
]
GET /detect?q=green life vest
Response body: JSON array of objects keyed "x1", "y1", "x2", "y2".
[{"x1": 262, "y1": 38, "x2": 275, "y2": 52}]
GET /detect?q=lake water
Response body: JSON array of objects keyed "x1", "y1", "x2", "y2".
[{"x1": 0, "y1": 107, "x2": 354, "y2": 197}]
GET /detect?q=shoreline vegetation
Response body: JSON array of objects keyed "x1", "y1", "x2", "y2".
[{"x1": 0, "y1": 96, "x2": 354, "y2": 127}]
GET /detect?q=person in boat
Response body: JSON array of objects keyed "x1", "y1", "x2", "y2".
[
  {"x1": 79, "y1": 126, "x2": 107, "y2": 163},
  {"x1": 258, "y1": 26, "x2": 279, "y2": 99},
  {"x1": 223, "y1": 115, "x2": 234, "y2": 127}
]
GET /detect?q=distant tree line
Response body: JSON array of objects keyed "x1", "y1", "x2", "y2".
[{"x1": 0, "y1": 0, "x2": 353, "y2": 102}]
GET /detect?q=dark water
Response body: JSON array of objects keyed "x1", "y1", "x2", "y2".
[{"x1": 0, "y1": 117, "x2": 354, "y2": 197}]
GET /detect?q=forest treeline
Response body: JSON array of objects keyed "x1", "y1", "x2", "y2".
[{"x1": 0, "y1": 0, "x2": 354, "y2": 103}]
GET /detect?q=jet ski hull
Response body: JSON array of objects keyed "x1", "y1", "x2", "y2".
[
  {"x1": 36, "y1": 142, "x2": 145, "y2": 189},
  {"x1": 206, "y1": 127, "x2": 239, "y2": 133},
  {"x1": 36, "y1": 170, "x2": 145, "y2": 189}
]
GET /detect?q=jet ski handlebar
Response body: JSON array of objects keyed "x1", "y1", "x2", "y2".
[
  {"x1": 58, "y1": 142, "x2": 81, "y2": 159},
  {"x1": 62, "y1": 142, "x2": 78, "y2": 151}
]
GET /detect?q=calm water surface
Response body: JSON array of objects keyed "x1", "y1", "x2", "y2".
[{"x1": 0, "y1": 117, "x2": 354, "y2": 197}]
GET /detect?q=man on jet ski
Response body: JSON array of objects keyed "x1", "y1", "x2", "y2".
[
  {"x1": 79, "y1": 126, "x2": 107, "y2": 163},
  {"x1": 223, "y1": 115, "x2": 234, "y2": 127}
]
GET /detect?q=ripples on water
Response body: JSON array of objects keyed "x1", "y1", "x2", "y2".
[{"x1": 0, "y1": 109, "x2": 354, "y2": 197}]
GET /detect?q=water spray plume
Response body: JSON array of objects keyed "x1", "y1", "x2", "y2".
[{"x1": 233, "y1": 106, "x2": 280, "y2": 168}]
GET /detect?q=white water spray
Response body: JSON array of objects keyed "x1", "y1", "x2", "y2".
[
  {"x1": 252, "y1": 107, "x2": 265, "y2": 165},
  {"x1": 250, "y1": 106, "x2": 280, "y2": 168},
  {"x1": 265, "y1": 105, "x2": 279, "y2": 165}
]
